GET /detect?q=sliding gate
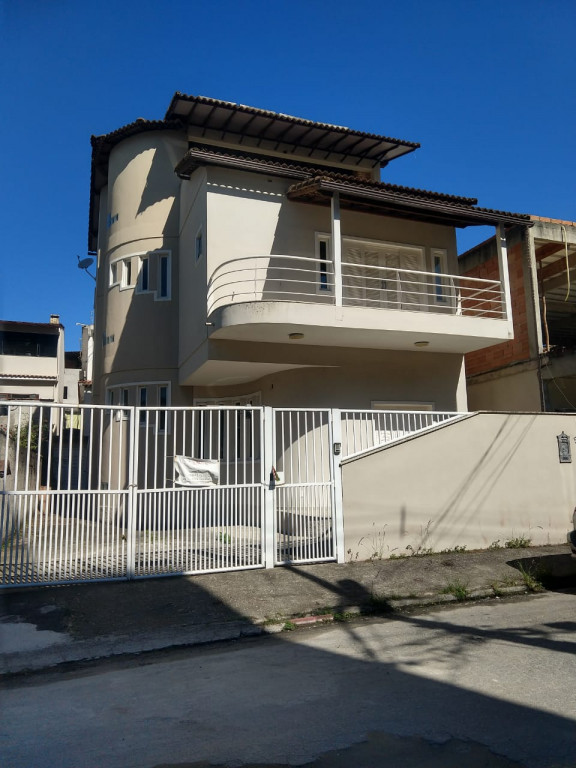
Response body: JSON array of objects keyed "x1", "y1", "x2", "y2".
[{"x1": 0, "y1": 404, "x2": 340, "y2": 587}]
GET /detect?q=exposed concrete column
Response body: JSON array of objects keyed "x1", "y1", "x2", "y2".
[
  {"x1": 331, "y1": 192, "x2": 342, "y2": 307},
  {"x1": 496, "y1": 224, "x2": 513, "y2": 322}
]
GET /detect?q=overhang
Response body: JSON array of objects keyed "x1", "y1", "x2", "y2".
[
  {"x1": 287, "y1": 175, "x2": 531, "y2": 228},
  {"x1": 165, "y1": 92, "x2": 419, "y2": 167}
]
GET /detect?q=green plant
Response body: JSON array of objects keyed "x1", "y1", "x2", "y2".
[
  {"x1": 440, "y1": 545, "x2": 467, "y2": 554},
  {"x1": 10, "y1": 420, "x2": 49, "y2": 453},
  {"x1": 218, "y1": 531, "x2": 231, "y2": 544},
  {"x1": 488, "y1": 540, "x2": 503, "y2": 550},
  {"x1": 358, "y1": 523, "x2": 389, "y2": 561},
  {"x1": 517, "y1": 564, "x2": 544, "y2": 592},
  {"x1": 441, "y1": 579, "x2": 470, "y2": 601},
  {"x1": 283, "y1": 621, "x2": 296, "y2": 631},
  {"x1": 505, "y1": 535, "x2": 532, "y2": 549},
  {"x1": 389, "y1": 553, "x2": 408, "y2": 560},
  {"x1": 405, "y1": 544, "x2": 434, "y2": 557}
]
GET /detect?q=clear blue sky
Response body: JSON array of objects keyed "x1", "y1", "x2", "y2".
[{"x1": 2, "y1": 0, "x2": 575, "y2": 349}]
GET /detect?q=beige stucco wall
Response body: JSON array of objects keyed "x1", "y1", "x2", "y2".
[
  {"x1": 93, "y1": 131, "x2": 186, "y2": 402},
  {"x1": 193, "y1": 347, "x2": 467, "y2": 410},
  {"x1": 467, "y1": 365, "x2": 542, "y2": 412},
  {"x1": 342, "y1": 412, "x2": 574, "y2": 559},
  {"x1": 204, "y1": 166, "x2": 458, "y2": 275}
]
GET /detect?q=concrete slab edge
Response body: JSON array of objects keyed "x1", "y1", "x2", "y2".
[{"x1": 0, "y1": 586, "x2": 532, "y2": 677}]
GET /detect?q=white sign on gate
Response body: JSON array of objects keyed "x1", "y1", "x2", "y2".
[{"x1": 174, "y1": 456, "x2": 220, "y2": 487}]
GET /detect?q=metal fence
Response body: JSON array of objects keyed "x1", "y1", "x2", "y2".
[
  {"x1": 0, "y1": 403, "x2": 463, "y2": 587},
  {"x1": 341, "y1": 410, "x2": 465, "y2": 459}
]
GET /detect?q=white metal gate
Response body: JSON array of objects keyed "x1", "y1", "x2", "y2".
[
  {"x1": 0, "y1": 403, "x2": 341, "y2": 587},
  {"x1": 131, "y1": 406, "x2": 266, "y2": 578},
  {"x1": 271, "y1": 409, "x2": 341, "y2": 564}
]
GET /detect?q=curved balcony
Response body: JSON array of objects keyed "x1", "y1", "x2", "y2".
[
  {"x1": 203, "y1": 255, "x2": 511, "y2": 355},
  {"x1": 207, "y1": 255, "x2": 505, "y2": 318}
]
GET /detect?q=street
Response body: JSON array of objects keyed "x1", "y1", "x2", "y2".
[{"x1": 3, "y1": 590, "x2": 576, "y2": 768}]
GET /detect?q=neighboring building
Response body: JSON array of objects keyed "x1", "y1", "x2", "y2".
[
  {"x1": 89, "y1": 93, "x2": 529, "y2": 412},
  {"x1": 0, "y1": 315, "x2": 66, "y2": 405},
  {"x1": 462, "y1": 217, "x2": 576, "y2": 411}
]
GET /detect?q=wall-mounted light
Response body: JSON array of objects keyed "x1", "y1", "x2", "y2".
[
  {"x1": 289, "y1": 333, "x2": 304, "y2": 340},
  {"x1": 414, "y1": 341, "x2": 429, "y2": 347}
]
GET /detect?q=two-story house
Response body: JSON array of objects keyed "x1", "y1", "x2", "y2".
[
  {"x1": 0, "y1": 316, "x2": 67, "y2": 405},
  {"x1": 89, "y1": 93, "x2": 529, "y2": 413}
]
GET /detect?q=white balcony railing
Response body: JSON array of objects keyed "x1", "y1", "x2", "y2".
[{"x1": 207, "y1": 255, "x2": 506, "y2": 320}]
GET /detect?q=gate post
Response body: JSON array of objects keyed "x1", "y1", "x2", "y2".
[
  {"x1": 126, "y1": 406, "x2": 137, "y2": 580},
  {"x1": 330, "y1": 409, "x2": 345, "y2": 563},
  {"x1": 263, "y1": 406, "x2": 275, "y2": 569}
]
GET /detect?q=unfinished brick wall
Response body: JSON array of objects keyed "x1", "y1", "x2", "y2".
[{"x1": 464, "y1": 239, "x2": 531, "y2": 377}]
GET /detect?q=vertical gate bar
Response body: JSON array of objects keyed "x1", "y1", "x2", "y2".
[
  {"x1": 330, "y1": 409, "x2": 345, "y2": 563},
  {"x1": 127, "y1": 407, "x2": 137, "y2": 579},
  {"x1": 263, "y1": 406, "x2": 274, "y2": 568}
]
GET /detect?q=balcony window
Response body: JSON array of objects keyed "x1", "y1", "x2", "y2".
[{"x1": 315, "y1": 235, "x2": 332, "y2": 294}]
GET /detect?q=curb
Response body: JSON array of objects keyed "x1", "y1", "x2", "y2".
[{"x1": 0, "y1": 585, "x2": 533, "y2": 677}]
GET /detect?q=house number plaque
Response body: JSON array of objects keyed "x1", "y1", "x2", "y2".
[{"x1": 557, "y1": 432, "x2": 571, "y2": 463}]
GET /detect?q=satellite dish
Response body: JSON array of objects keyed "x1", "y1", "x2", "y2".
[{"x1": 77, "y1": 255, "x2": 96, "y2": 282}]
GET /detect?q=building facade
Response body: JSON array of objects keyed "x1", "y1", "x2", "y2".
[
  {"x1": 0, "y1": 316, "x2": 67, "y2": 405},
  {"x1": 89, "y1": 93, "x2": 528, "y2": 413},
  {"x1": 462, "y1": 217, "x2": 576, "y2": 411}
]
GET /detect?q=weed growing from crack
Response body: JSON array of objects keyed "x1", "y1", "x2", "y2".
[
  {"x1": 505, "y1": 535, "x2": 532, "y2": 549},
  {"x1": 441, "y1": 579, "x2": 470, "y2": 601}
]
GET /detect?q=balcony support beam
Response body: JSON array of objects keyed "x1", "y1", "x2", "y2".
[
  {"x1": 496, "y1": 224, "x2": 512, "y2": 322},
  {"x1": 331, "y1": 192, "x2": 343, "y2": 306}
]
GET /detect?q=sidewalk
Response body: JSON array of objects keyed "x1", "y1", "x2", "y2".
[{"x1": 1, "y1": 544, "x2": 573, "y2": 675}]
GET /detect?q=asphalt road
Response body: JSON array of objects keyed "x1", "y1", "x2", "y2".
[{"x1": 3, "y1": 590, "x2": 576, "y2": 768}]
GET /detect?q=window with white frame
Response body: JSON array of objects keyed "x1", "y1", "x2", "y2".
[
  {"x1": 315, "y1": 235, "x2": 332, "y2": 293},
  {"x1": 431, "y1": 249, "x2": 449, "y2": 304},
  {"x1": 109, "y1": 261, "x2": 119, "y2": 286},
  {"x1": 138, "y1": 255, "x2": 149, "y2": 292},
  {"x1": 158, "y1": 253, "x2": 170, "y2": 299},
  {"x1": 122, "y1": 258, "x2": 133, "y2": 288}
]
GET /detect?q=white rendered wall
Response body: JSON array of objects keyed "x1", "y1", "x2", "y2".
[{"x1": 342, "y1": 412, "x2": 575, "y2": 558}]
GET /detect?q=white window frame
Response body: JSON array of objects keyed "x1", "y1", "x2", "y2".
[
  {"x1": 315, "y1": 233, "x2": 333, "y2": 295},
  {"x1": 121, "y1": 257, "x2": 133, "y2": 289},
  {"x1": 431, "y1": 248, "x2": 449, "y2": 305},
  {"x1": 109, "y1": 260, "x2": 120, "y2": 287},
  {"x1": 137, "y1": 255, "x2": 150, "y2": 293}
]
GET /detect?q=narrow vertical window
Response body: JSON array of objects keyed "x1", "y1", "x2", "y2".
[
  {"x1": 432, "y1": 249, "x2": 448, "y2": 304},
  {"x1": 140, "y1": 256, "x2": 149, "y2": 292},
  {"x1": 110, "y1": 262, "x2": 118, "y2": 285},
  {"x1": 123, "y1": 258, "x2": 132, "y2": 287},
  {"x1": 122, "y1": 388, "x2": 129, "y2": 419},
  {"x1": 158, "y1": 254, "x2": 170, "y2": 299},
  {"x1": 195, "y1": 231, "x2": 203, "y2": 262},
  {"x1": 159, "y1": 385, "x2": 168, "y2": 431},
  {"x1": 316, "y1": 237, "x2": 332, "y2": 293},
  {"x1": 139, "y1": 387, "x2": 148, "y2": 425},
  {"x1": 107, "y1": 389, "x2": 114, "y2": 406}
]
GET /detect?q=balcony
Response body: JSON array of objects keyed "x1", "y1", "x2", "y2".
[{"x1": 205, "y1": 255, "x2": 512, "y2": 355}]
